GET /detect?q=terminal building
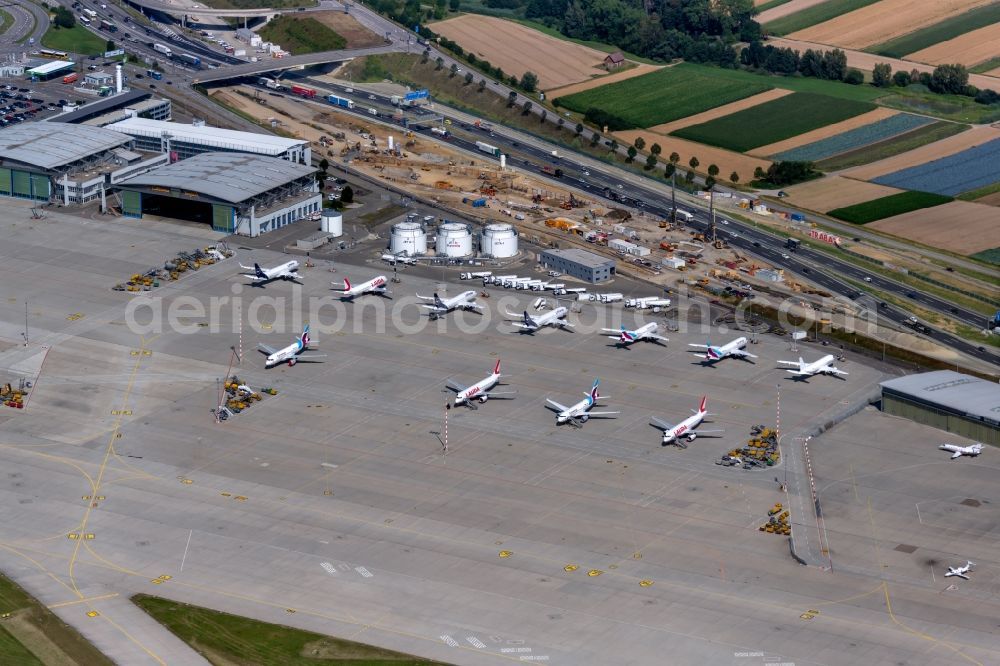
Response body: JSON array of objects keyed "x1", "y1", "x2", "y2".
[
  {"x1": 0, "y1": 123, "x2": 167, "y2": 203},
  {"x1": 539, "y1": 248, "x2": 616, "y2": 283},
  {"x1": 116, "y1": 152, "x2": 320, "y2": 236},
  {"x1": 105, "y1": 118, "x2": 311, "y2": 164},
  {"x1": 49, "y1": 90, "x2": 172, "y2": 126},
  {"x1": 880, "y1": 370, "x2": 1000, "y2": 445}
]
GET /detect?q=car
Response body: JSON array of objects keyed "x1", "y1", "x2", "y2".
[
  {"x1": 582, "y1": 169, "x2": 590, "y2": 176},
  {"x1": 166, "y1": 80, "x2": 172, "y2": 85},
  {"x1": 978, "y1": 346, "x2": 986, "y2": 352},
  {"x1": 616, "y1": 184, "x2": 623, "y2": 189},
  {"x1": 950, "y1": 307, "x2": 958, "y2": 313},
  {"x1": 781, "y1": 253, "x2": 790, "y2": 260},
  {"x1": 863, "y1": 276, "x2": 872, "y2": 282},
  {"x1": 135, "y1": 74, "x2": 143, "y2": 79},
  {"x1": 852, "y1": 237, "x2": 860, "y2": 242},
  {"x1": 777, "y1": 191, "x2": 788, "y2": 197},
  {"x1": 149, "y1": 84, "x2": 156, "y2": 88},
  {"x1": 802, "y1": 267, "x2": 810, "y2": 273},
  {"x1": 368, "y1": 94, "x2": 376, "y2": 100},
  {"x1": 752, "y1": 241, "x2": 761, "y2": 247},
  {"x1": 879, "y1": 302, "x2": 888, "y2": 308},
  {"x1": 906, "y1": 292, "x2": 917, "y2": 298},
  {"x1": 512, "y1": 141, "x2": 519, "y2": 147},
  {"x1": 945, "y1": 266, "x2": 954, "y2": 272}
]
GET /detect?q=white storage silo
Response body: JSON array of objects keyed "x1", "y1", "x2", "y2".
[
  {"x1": 437, "y1": 222, "x2": 473, "y2": 257},
  {"x1": 390, "y1": 221, "x2": 427, "y2": 256},
  {"x1": 482, "y1": 223, "x2": 518, "y2": 258},
  {"x1": 321, "y1": 210, "x2": 343, "y2": 237}
]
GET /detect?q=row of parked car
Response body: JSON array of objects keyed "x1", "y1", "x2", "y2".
[{"x1": 0, "y1": 86, "x2": 61, "y2": 125}]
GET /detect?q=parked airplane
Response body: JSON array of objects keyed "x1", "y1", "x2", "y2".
[
  {"x1": 777, "y1": 354, "x2": 848, "y2": 378},
  {"x1": 239, "y1": 260, "x2": 299, "y2": 285},
  {"x1": 417, "y1": 291, "x2": 484, "y2": 319},
  {"x1": 602, "y1": 323, "x2": 668, "y2": 347},
  {"x1": 446, "y1": 359, "x2": 516, "y2": 407},
  {"x1": 545, "y1": 379, "x2": 619, "y2": 426},
  {"x1": 505, "y1": 306, "x2": 572, "y2": 332},
  {"x1": 257, "y1": 324, "x2": 326, "y2": 367},
  {"x1": 381, "y1": 253, "x2": 418, "y2": 265},
  {"x1": 689, "y1": 337, "x2": 757, "y2": 363},
  {"x1": 331, "y1": 275, "x2": 390, "y2": 300},
  {"x1": 649, "y1": 396, "x2": 723, "y2": 447},
  {"x1": 945, "y1": 561, "x2": 975, "y2": 580},
  {"x1": 939, "y1": 442, "x2": 983, "y2": 459}
]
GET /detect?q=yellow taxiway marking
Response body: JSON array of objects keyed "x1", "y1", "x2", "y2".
[{"x1": 48, "y1": 593, "x2": 119, "y2": 609}]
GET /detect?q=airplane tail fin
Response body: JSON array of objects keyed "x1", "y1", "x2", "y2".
[
  {"x1": 523, "y1": 311, "x2": 536, "y2": 328},
  {"x1": 698, "y1": 395, "x2": 707, "y2": 414},
  {"x1": 343, "y1": 277, "x2": 351, "y2": 291},
  {"x1": 706, "y1": 342, "x2": 721, "y2": 360},
  {"x1": 590, "y1": 379, "x2": 600, "y2": 403},
  {"x1": 434, "y1": 293, "x2": 445, "y2": 308},
  {"x1": 799, "y1": 357, "x2": 805, "y2": 367},
  {"x1": 620, "y1": 328, "x2": 635, "y2": 343},
  {"x1": 254, "y1": 263, "x2": 267, "y2": 279},
  {"x1": 299, "y1": 324, "x2": 310, "y2": 348},
  {"x1": 493, "y1": 359, "x2": 501, "y2": 376}
]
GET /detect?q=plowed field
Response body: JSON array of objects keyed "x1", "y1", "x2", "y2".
[
  {"x1": 867, "y1": 200, "x2": 1000, "y2": 254},
  {"x1": 781, "y1": 176, "x2": 902, "y2": 211},
  {"x1": 751, "y1": 107, "x2": 898, "y2": 157},
  {"x1": 907, "y1": 23, "x2": 1000, "y2": 66},
  {"x1": 846, "y1": 125, "x2": 1000, "y2": 180}
]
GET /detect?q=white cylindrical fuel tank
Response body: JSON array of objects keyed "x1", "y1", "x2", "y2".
[
  {"x1": 481, "y1": 223, "x2": 518, "y2": 258},
  {"x1": 390, "y1": 221, "x2": 427, "y2": 256},
  {"x1": 436, "y1": 222, "x2": 472, "y2": 257},
  {"x1": 321, "y1": 211, "x2": 343, "y2": 237}
]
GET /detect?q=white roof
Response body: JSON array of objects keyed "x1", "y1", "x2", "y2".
[
  {"x1": 881, "y1": 371, "x2": 1000, "y2": 425},
  {"x1": 27, "y1": 60, "x2": 75, "y2": 75},
  {"x1": 0, "y1": 123, "x2": 129, "y2": 169},
  {"x1": 105, "y1": 118, "x2": 307, "y2": 156}
]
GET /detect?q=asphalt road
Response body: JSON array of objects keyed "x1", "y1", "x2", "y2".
[{"x1": 0, "y1": 1, "x2": 49, "y2": 50}]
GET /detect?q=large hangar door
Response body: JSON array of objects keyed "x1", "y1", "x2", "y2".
[
  {"x1": 122, "y1": 190, "x2": 142, "y2": 218},
  {"x1": 212, "y1": 204, "x2": 234, "y2": 233},
  {"x1": 139, "y1": 192, "x2": 214, "y2": 225}
]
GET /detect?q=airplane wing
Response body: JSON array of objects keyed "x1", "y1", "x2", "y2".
[
  {"x1": 446, "y1": 380, "x2": 468, "y2": 392},
  {"x1": 687, "y1": 344, "x2": 709, "y2": 350},
  {"x1": 786, "y1": 369, "x2": 812, "y2": 376},
  {"x1": 545, "y1": 398, "x2": 568, "y2": 412},
  {"x1": 730, "y1": 349, "x2": 757, "y2": 358},
  {"x1": 557, "y1": 321, "x2": 574, "y2": 328},
  {"x1": 509, "y1": 322, "x2": 537, "y2": 330},
  {"x1": 694, "y1": 428, "x2": 725, "y2": 436},
  {"x1": 827, "y1": 367, "x2": 848, "y2": 376},
  {"x1": 776, "y1": 360, "x2": 801, "y2": 366},
  {"x1": 482, "y1": 390, "x2": 517, "y2": 399},
  {"x1": 585, "y1": 411, "x2": 620, "y2": 417},
  {"x1": 295, "y1": 353, "x2": 327, "y2": 361},
  {"x1": 466, "y1": 303, "x2": 485, "y2": 311},
  {"x1": 951, "y1": 451, "x2": 963, "y2": 459},
  {"x1": 503, "y1": 309, "x2": 524, "y2": 320},
  {"x1": 420, "y1": 303, "x2": 445, "y2": 311},
  {"x1": 257, "y1": 343, "x2": 279, "y2": 354},
  {"x1": 648, "y1": 334, "x2": 669, "y2": 342},
  {"x1": 649, "y1": 417, "x2": 674, "y2": 431},
  {"x1": 602, "y1": 328, "x2": 624, "y2": 334},
  {"x1": 414, "y1": 293, "x2": 435, "y2": 301}
]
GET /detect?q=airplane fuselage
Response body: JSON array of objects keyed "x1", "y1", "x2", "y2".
[{"x1": 457, "y1": 373, "x2": 500, "y2": 405}]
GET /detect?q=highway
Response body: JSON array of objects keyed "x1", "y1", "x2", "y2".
[
  {"x1": 0, "y1": 1, "x2": 48, "y2": 49},
  {"x1": 262, "y1": 76, "x2": 999, "y2": 367}
]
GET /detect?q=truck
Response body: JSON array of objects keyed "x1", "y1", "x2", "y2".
[
  {"x1": 430, "y1": 127, "x2": 450, "y2": 138},
  {"x1": 326, "y1": 94, "x2": 354, "y2": 109},
  {"x1": 99, "y1": 18, "x2": 117, "y2": 32},
  {"x1": 290, "y1": 84, "x2": 316, "y2": 98},
  {"x1": 146, "y1": 69, "x2": 163, "y2": 80},
  {"x1": 473, "y1": 120, "x2": 493, "y2": 131},
  {"x1": 62, "y1": 73, "x2": 78, "y2": 84},
  {"x1": 461, "y1": 197, "x2": 486, "y2": 208},
  {"x1": 475, "y1": 141, "x2": 501, "y2": 157},
  {"x1": 82, "y1": 8, "x2": 97, "y2": 17},
  {"x1": 390, "y1": 95, "x2": 402, "y2": 106},
  {"x1": 460, "y1": 271, "x2": 492, "y2": 280},
  {"x1": 542, "y1": 165, "x2": 563, "y2": 178},
  {"x1": 368, "y1": 107, "x2": 378, "y2": 116},
  {"x1": 785, "y1": 238, "x2": 801, "y2": 251},
  {"x1": 152, "y1": 43, "x2": 172, "y2": 56},
  {"x1": 175, "y1": 53, "x2": 201, "y2": 67}
]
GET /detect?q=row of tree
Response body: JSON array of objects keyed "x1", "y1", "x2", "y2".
[
  {"x1": 740, "y1": 42, "x2": 851, "y2": 81},
  {"x1": 871, "y1": 62, "x2": 1000, "y2": 104}
]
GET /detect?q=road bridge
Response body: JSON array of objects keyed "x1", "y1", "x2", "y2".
[
  {"x1": 191, "y1": 44, "x2": 400, "y2": 82},
  {"x1": 127, "y1": 0, "x2": 308, "y2": 18}
]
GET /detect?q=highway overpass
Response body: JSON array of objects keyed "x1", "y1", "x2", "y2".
[
  {"x1": 192, "y1": 44, "x2": 401, "y2": 82},
  {"x1": 126, "y1": 0, "x2": 308, "y2": 18}
]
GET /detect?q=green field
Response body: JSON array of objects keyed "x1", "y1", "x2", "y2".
[
  {"x1": 970, "y1": 56, "x2": 1000, "y2": 74},
  {"x1": 671, "y1": 92, "x2": 876, "y2": 153},
  {"x1": 0, "y1": 572, "x2": 115, "y2": 666},
  {"x1": 970, "y1": 248, "x2": 1000, "y2": 266},
  {"x1": 827, "y1": 191, "x2": 953, "y2": 224},
  {"x1": 763, "y1": 0, "x2": 881, "y2": 35},
  {"x1": 814, "y1": 121, "x2": 969, "y2": 171},
  {"x1": 755, "y1": 0, "x2": 793, "y2": 12},
  {"x1": 957, "y1": 180, "x2": 1000, "y2": 202},
  {"x1": 880, "y1": 88, "x2": 1000, "y2": 124},
  {"x1": 870, "y1": 3, "x2": 1000, "y2": 57},
  {"x1": 133, "y1": 595, "x2": 450, "y2": 665},
  {"x1": 258, "y1": 15, "x2": 345, "y2": 54},
  {"x1": 41, "y1": 24, "x2": 107, "y2": 55},
  {"x1": 555, "y1": 64, "x2": 771, "y2": 129}
]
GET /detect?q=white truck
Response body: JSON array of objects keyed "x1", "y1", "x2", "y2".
[
  {"x1": 460, "y1": 271, "x2": 491, "y2": 280},
  {"x1": 152, "y1": 43, "x2": 172, "y2": 56},
  {"x1": 553, "y1": 287, "x2": 585, "y2": 296}
]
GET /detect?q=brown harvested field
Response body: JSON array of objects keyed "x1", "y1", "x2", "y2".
[
  {"x1": 973, "y1": 191, "x2": 1000, "y2": 206},
  {"x1": 986, "y1": 65, "x2": 1000, "y2": 77},
  {"x1": 310, "y1": 11, "x2": 385, "y2": 48},
  {"x1": 646, "y1": 89, "x2": 794, "y2": 135},
  {"x1": 907, "y1": 23, "x2": 1000, "y2": 66},
  {"x1": 781, "y1": 175, "x2": 903, "y2": 212},
  {"x1": 612, "y1": 131, "x2": 771, "y2": 183},
  {"x1": 845, "y1": 124, "x2": 1000, "y2": 180},
  {"x1": 750, "y1": 107, "x2": 899, "y2": 157},
  {"x1": 867, "y1": 200, "x2": 1000, "y2": 254},
  {"x1": 757, "y1": 0, "x2": 829, "y2": 24},
  {"x1": 430, "y1": 15, "x2": 606, "y2": 90},
  {"x1": 544, "y1": 63, "x2": 663, "y2": 98},
  {"x1": 789, "y1": 0, "x2": 994, "y2": 50},
  {"x1": 768, "y1": 37, "x2": 1000, "y2": 93}
]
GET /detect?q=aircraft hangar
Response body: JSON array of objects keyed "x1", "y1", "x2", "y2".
[
  {"x1": 115, "y1": 152, "x2": 321, "y2": 236},
  {"x1": 880, "y1": 370, "x2": 1000, "y2": 445}
]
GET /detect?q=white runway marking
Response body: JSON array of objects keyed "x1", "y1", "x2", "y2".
[{"x1": 179, "y1": 529, "x2": 193, "y2": 572}]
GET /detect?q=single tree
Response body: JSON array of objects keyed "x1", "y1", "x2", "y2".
[
  {"x1": 575, "y1": 122, "x2": 584, "y2": 136},
  {"x1": 872, "y1": 62, "x2": 892, "y2": 88},
  {"x1": 522, "y1": 100, "x2": 533, "y2": 115},
  {"x1": 449, "y1": 63, "x2": 458, "y2": 78},
  {"x1": 464, "y1": 71, "x2": 473, "y2": 85},
  {"x1": 557, "y1": 118, "x2": 565, "y2": 131},
  {"x1": 478, "y1": 78, "x2": 486, "y2": 92},
  {"x1": 435, "y1": 57, "x2": 444, "y2": 71},
  {"x1": 645, "y1": 154, "x2": 657, "y2": 170},
  {"x1": 729, "y1": 171, "x2": 739, "y2": 185},
  {"x1": 707, "y1": 164, "x2": 719, "y2": 177},
  {"x1": 634, "y1": 137, "x2": 646, "y2": 151},
  {"x1": 650, "y1": 143, "x2": 662, "y2": 157},
  {"x1": 319, "y1": 158, "x2": 329, "y2": 175},
  {"x1": 930, "y1": 63, "x2": 968, "y2": 95},
  {"x1": 688, "y1": 156, "x2": 700, "y2": 170},
  {"x1": 106, "y1": 39, "x2": 115, "y2": 51},
  {"x1": 892, "y1": 70, "x2": 911, "y2": 87},
  {"x1": 626, "y1": 146, "x2": 637, "y2": 162},
  {"x1": 540, "y1": 109, "x2": 547, "y2": 124},
  {"x1": 609, "y1": 139, "x2": 618, "y2": 153},
  {"x1": 664, "y1": 162, "x2": 676, "y2": 178},
  {"x1": 507, "y1": 90, "x2": 517, "y2": 107},
  {"x1": 520, "y1": 71, "x2": 538, "y2": 93},
  {"x1": 53, "y1": 6, "x2": 75, "y2": 28},
  {"x1": 421, "y1": 49, "x2": 430, "y2": 64},
  {"x1": 753, "y1": 166, "x2": 766, "y2": 180},
  {"x1": 449, "y1": 0, "x2": 460, "y2": 9},
  {"x1": 843, "y1": 68, "x2": 864, "y2": 85},
  {"x1": 590, "y1": 131, "x2": 601, "y2": 146},
  {"x1": 340, "y1": 185, "x2": 354, "y2": 203},
  {"x1": 684, "y1": 170, "x2": 695, "y2": 183},
  {"x1": 669, "y1": 151, "x2": 680, "y2": 164},
  {"x1": 705, "y1": 176, "x2": 716, "y2": 190}
]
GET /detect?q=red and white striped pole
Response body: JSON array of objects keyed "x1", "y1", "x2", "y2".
[{"x1": 443, "y1": 401, "x2": 449, "y2": 454}]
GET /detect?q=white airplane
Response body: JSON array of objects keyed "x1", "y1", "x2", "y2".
[
  {"x1": 381, "y1": 253, "x2": 418, "y2": 265},
  {"x1": 945, "y1": 561, "x2": 975, "y2": 580},
  {"x1": 649, "y1": 396, "x2": 724, "y2": 447},
  {"x1": 257, "y1": 324, "x2": 326, "y2": 367},
  {"x1": 505, "y1": 306, "x2": 572, "y2": 332},
  {"x1": 446, "y1": 359, "x2": 516, "y2": 407},
  {"x1": 939, "y1": 442, "x2": 983, "y2": 459},
  {"x1": 602, "y1": 323, "x2": 668, "y2": 347},
  {"x1": 777, "y1": 354, "x2": 848, "y2": 378},
  {"x1": 239, "y1": 259, "x2": 299, "y2": 285},
  {"x1": 331, "y1": 275, "x2": 391, "y2": 300},
  {"x1": 545, "y1": 378, "x2": 619, "y2": 426},
  {"x1": 689, "y1": 337, "x2": 757, "y2": 363},
  {"x1": 417, "y1": 290, "x2": 484, "y2": 319}
]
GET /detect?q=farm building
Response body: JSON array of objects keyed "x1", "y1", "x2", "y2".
[
  {"x1": 604, "y1": 52, "x2": 625, "y2": 70},
  {"x1": 539, "y1": 248, "x2": 615, "y2": 283},
  {"x1": 115, "y1": 152, "x2": 320, "y2": 236},
  {"x1": 0, "y1": 123, "x2": 167, "y2": 203},
  {"x1": 104, "y1": 118, "x2": 311, "y2": 164},
  {"x1": 880, "y1": 371, "x2": 1000, "y2": 446}
]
